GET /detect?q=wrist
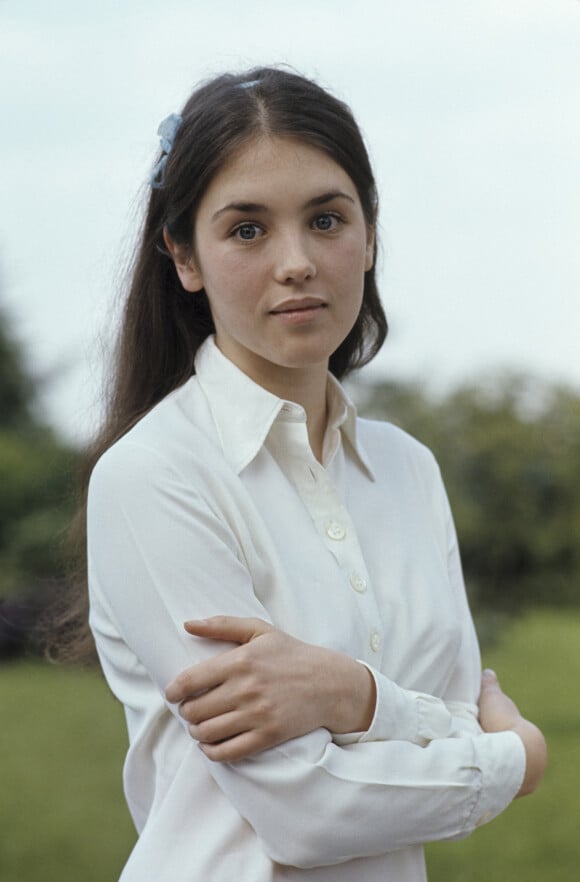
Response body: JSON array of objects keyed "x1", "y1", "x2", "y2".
[{"x1": 326, "y1": 654, "x2": 376, "y2": 734}]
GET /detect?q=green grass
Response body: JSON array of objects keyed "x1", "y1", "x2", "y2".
[
  {"x1": 0, "y1": 662, "x2": 135, "y2": 881},
  {"x1": 0, "y1": 608, "x2": 577, "y2": 881}
]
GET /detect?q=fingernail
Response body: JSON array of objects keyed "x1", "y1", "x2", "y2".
[{"x1": 482, "y1": 668, "x2": 497, "y2": 680}]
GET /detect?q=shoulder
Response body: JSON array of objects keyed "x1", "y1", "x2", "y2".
[
  {"x1": 89, "y1": 377, "x2": 227, "y2": 501},
  {"x1": 355, "y1": 416, "x2": 451, "y2": 529},
  {"x1": 356, "y1": 415, "x2": 440, "y2": 477}
]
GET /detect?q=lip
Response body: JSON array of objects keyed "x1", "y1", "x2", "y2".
[
  {"x1": 269, "y1": 301, "x2": 328, "y2": 327},
  {"x1": 269, "y1": 297, "x2": 327, "y2": 315}
]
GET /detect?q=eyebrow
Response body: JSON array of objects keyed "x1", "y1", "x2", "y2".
[{"x1": 211, "y1": 190, "x2": 355, "y2": 223}]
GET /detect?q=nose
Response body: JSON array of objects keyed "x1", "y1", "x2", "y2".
[{"x1": 272, "y1": 230, "x2": 316, "y2": 285}]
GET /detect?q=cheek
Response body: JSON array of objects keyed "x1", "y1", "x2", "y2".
[
  {"x1": 202, "y1": 259, "x2": 261, "y2": 330},
  {"x1": 334, "y1": 232, "x2": 369, "y2": 269},
  {"x1": 205, "y1": 249, "x2": 262, "y2": 294},
  {"x1": 324, "y1": 238, "x2": 369, "y2": 296}
]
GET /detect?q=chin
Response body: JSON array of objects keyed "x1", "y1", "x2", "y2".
[
  {"x1": 274, "y1": 333, "x2": 344, "y2": 365},
  {"x1": 273, "y1": 349, "x2": 334, "y2": 372}
]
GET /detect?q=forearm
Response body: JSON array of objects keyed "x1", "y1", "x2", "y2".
[
  {"x1": 206, "y1": 725, "x2": 526, "y2": 868},
  {"x1": 169, "y1": 620, "x2": 474, "y2": 756}
]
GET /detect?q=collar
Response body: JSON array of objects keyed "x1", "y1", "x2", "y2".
[{"x1": 194, "y1": 337, "x2": 375, "y2": 479}]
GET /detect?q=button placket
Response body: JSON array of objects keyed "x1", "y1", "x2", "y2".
[{"x1": 276, "y1": 440, "x2": 385, "y2": 665}]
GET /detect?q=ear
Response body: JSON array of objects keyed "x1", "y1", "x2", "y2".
[
  {"x1": 364, "y1": 225, "x2": 376, "y2": 272},
  {"x1": 163, "y1": 229, "x2": 204, "y2": 292}
]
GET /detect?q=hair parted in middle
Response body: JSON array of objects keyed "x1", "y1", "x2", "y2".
[
  {"x1": 50, "y1": 67, "x2": 389, "y2": 664},
  {"x1": 117, "y1": 67, "x2": 387, "y2": 429}
]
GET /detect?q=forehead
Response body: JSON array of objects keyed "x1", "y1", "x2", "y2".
[{"x1": 201, "y1": 135, "x2": 358, "y2": 206}]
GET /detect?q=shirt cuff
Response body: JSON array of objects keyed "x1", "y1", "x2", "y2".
[
  {"x1": 333, "y1": 662, "x2": 454, "y2": 746},
  {"x1": 466, "y1": 729, "x2": 527, "y2": 829},
  {"x1": 446, "y1": 699, "x2": 483, "y2": 737}
]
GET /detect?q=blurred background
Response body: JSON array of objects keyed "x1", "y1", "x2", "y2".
[{"x1": 1, "y1": 1, "x2": 578, "y2": 879}]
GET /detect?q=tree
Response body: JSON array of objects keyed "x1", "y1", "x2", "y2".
[
  {"x1": 0, "y1": 302, "x2": 36, "y2": 429},
  {"x1": 0, "y1": 300, "x2": 78, "y2": 657}
]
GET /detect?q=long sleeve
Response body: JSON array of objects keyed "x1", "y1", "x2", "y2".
[{"x1": 88, "y1": 437, "x2": 525, "y2": 870}]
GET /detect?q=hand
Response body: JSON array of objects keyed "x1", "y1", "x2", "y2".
[
  {"x1": 165, "y1": 616, "x2": 376, "y2": 762},
  {"x1": 478, "y1": 669, "x2": 547, "y2": 797}
]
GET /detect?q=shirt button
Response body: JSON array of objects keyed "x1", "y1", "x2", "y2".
[
  {"x1": 349, "y1": 572, "x2": 367, "y2": 593},
  {"x1": 370, "y1": 631, "x2": 382, "y2": 652},
  {"x1": 326, "y1": 521, "x2": 346, "y2": 541}
]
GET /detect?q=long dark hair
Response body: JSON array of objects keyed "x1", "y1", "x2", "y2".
[{"x1": 51, "y1": 67, "x2": 388, "y2": 662}]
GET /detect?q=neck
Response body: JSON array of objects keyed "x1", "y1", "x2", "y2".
[
  {"x1": 212, "y1": 338, "x2": 331, "y2": 462},
  {"x1": 236, "y1": 358, "x2": 330, "y2": 463},
  {"x1": 265, "y1": 366, "x2": 329, "y2": 462}
]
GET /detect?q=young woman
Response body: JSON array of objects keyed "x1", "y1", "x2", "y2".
[{"x1": 85, "y1": 68, "x2": 546, "y2": 881}]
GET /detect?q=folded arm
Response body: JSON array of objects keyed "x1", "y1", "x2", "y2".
[
  {"x1": 165, "y1": 615, "x2": 377, "y2": 761},
  {"x1": 88, "y1": 441, "x2": 530, "y2": 868}
]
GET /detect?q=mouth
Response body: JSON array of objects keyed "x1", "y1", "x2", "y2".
[
  {"x1": 270, "y1": 298, "x2": 327, "y2": 316},
  {"x1": 269, "y1": 300, "x2": 328, "y2": 326}
]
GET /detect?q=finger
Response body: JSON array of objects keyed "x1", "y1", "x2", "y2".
[
  {"x1": 183, "y1": 616, "x2": 274, "y2": 644},
  {"x1": 481, "y1": 668, "x2": 501, "y2": 690},
  {"x1": 166, "y1": 628, "x2": 269, "y2": 703},
  {"x1": 166, "y1": 633, "x2": 266, "y2": 703},
  {"x1": 165, "y1": 654, "x2": 231, "y2": 702},
  {"x1": 198, "y1": 730, "x2": 271, "y2": 763},
  {"x1": 179, "y1": 684, "x2": 237, "y2": 724},
  {"x1": 189, "y1": 710, "x2": 247, "y2": 745}
]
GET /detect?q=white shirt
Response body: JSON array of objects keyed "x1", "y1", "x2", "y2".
[{"x1": 88, "y1": 337, "x2": 526, "y2": 882}]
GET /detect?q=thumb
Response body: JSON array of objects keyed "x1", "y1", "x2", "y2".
[
  {"x1": 183, "y1": 615, "x2": 273, "y2": 644},
  {"x1": 481, "y1": 668, "x2": 501, "y2": 690}
]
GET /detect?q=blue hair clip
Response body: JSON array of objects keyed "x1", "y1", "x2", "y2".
[
  {"x1": 150, "y1": 112, "x2": 183, "y2": 189},
  {"x1": 237, "y1": 78, "x2": 261, "y2": 90}
]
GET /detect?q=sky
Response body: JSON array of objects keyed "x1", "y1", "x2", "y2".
[{"x1": 1, "y1": 0, "x2": 579, "y2": 442}]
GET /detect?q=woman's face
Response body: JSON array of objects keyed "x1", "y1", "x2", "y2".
[{"x1": 169, "y1": 135, "x2": 374, "y2": 388}]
